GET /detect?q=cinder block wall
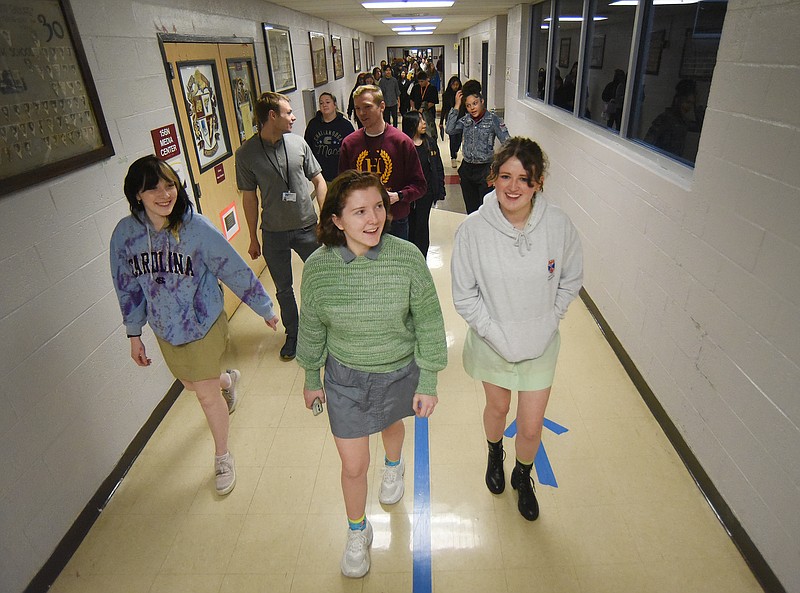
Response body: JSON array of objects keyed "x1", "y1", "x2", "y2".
[
  {"x1": 0, "y1": 1, "x2": 366, "y2": 591},
  {"x1": 503, "y1": 2, "x2": 800, "y2": 590}
]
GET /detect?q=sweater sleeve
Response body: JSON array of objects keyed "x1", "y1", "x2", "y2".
[
  {"x1": 554, "y1": 219, "x2": 583, "y2": 318},
  {"x1": 197, "y1": 216, "x2": 276, "y2": 320},
  {"x1": 110, "y1": 222, "x2": 148, "y2": 337},
  {"x1": 451, "y1": 223, "x2": 493, "y2": 337},
  {"x1": 409, "y1": 256, "x2": 447, "y2": 395},
  {"x1": 296, "y1": 262, "x2": 328, "y2": 390}
]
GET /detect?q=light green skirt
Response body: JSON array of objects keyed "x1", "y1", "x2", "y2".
[{"x1": 462, "y1": 327, "x2": 560, "y2": 391}]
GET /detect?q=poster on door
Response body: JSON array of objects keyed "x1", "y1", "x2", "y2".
[{"x1": 178, "y1": 60, "x2": 231, "y2": 172}]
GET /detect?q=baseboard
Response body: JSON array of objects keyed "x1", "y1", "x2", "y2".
[
  {"x1": 24, "y1": 380, "x2": 184, "y2": 593},
  {"x1": 579, "y1": 288, "x2": 784, "y2": 593}
]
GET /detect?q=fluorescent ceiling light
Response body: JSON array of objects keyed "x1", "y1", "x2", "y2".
[
  {"x1": 364, "y1": 1, "x2": 453, "y2": 7},
  {"x1": 544, "y1": 15, "x2": 608, "y2": 21},
  {"x1": 398, "y1": 30, "x2": 434, "y2": 34},
  {"x1": 392, "y1": 26, "x2": 413, "y2": 30},
  {"x1": 415, "y1": 25, "x2": 437, "y2": 29},
  {"x1": 610, "y1": 0, "x2": 698, "y2": 4},
  {"x1": 383, "y1": 17, "x2": 443, "y2": 23}
]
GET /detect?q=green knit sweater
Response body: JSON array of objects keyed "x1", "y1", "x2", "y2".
[{"x1": 297, "y1": 234, "x2": 447, "y2": 394}]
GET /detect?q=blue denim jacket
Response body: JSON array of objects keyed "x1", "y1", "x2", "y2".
[{"x1": 445, "y1": 109, "x2": 510, "y2": 164}]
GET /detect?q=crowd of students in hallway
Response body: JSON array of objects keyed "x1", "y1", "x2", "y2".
[{"x1": 109, "y1": 66, "x2": 583, "y2": 579}]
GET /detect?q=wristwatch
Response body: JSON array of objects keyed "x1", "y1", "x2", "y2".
[{"x1": 397, "y1": 190, "x2": 404, "y2": 202}]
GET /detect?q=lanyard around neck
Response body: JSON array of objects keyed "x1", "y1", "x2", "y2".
[{"x1": 259, "y1": 136, "x2": 291, "y2": 191}]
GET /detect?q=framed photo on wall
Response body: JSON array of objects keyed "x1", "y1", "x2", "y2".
[
  {"x1": 353, "y1": 38, "x2": 361, "y2": 72},
  {"x1": 0, "y1": 0, "x2": 114, "y2": 197},
  {"x1": 262, "y1": 23, "x2": 297, "y2": 93},
  {"x1": 646, "y1": 29, "x2": 666, "y2": 75},
  {"x1": 309, "y1": 32, "x2": 328, "y2": 86},
  {"x1": 226, "y1": 58, "x2": 257, "y2": 142},
  {"x1": 559, "y1": 38, "x2": 571, "y2": 69},
  {"x1": 178, "y1": 60, "x2": 232, "y2": 173},
  {"x1": 331, "y1": 35, "x2": 344, "y2": 80},
  {"x1": 590, "y1": 34, "x2": 605, "y2": 69}
]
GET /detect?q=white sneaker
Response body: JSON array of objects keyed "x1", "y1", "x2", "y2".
[
  {"x1": 215, "y1": 451, "x2": 236, "y2": 495},
  {"x1": 341, "y1": 520, "x2": 373, "y2": 578},
  {"x1": 451, "y1": 158, "x2": 458, "y2": 168},
  {"x1": 379, "y1": 458, "x2": 405, "y2": 504},
  {"x1": 221, "y1": 369, "x2": 240, "y2": 414}
]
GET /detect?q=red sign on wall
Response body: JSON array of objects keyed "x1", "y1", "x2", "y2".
[
  {"x1": 214, "y1": 163, "x2": 225, "y2": 183},
  {"x1": 150, "y1": 124, "x2": 181, "y2": 160}
]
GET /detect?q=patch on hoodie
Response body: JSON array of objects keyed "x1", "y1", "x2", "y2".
[{"x1": 548, "y1": 259, "x2": 555, "y2": 280}]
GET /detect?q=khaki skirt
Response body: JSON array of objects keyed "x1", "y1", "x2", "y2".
[
  {"x1": 463, "y1": 327, "x2": 560, "y2": 391},
  {"x1": 155, "y1": 312, "x2": 229, "y2": 382}
]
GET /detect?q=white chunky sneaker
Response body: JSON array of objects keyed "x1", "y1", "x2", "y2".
[
  {"x1": 379, "y1": 458, "x2": 405, "y2": 505},
  {"x1": 215, "y1": 451, "x2": 236, "y2": 495},
  {"x1": 341, "y1": 520, "x2": 373, "y2": 578},
  {"x1": 221, "y1": 369, "x2": 240, "y2": 414}
]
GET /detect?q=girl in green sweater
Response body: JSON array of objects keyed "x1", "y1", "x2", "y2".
[{"x1": 297, "y1": 170, "x2": 447, "y2": 578}]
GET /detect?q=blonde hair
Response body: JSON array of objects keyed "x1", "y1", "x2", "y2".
[{"x1": 353, "y1": 84, "x2": 384, "y2": 104}]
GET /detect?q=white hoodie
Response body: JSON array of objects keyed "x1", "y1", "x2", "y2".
[{"x1": 451, "y1": 190, "x2": 583, "y2": 363}]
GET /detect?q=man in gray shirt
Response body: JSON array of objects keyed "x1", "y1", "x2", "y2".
[
  {"x1": 379, "y1": 65, "x2": 401, "y2": 127},
  {"x1": 236, "y1": 92, "x2": 327, "y2": 360}
]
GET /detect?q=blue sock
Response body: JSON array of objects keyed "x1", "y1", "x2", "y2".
[
  {"x1": 385, "y1": 456, "x2": 400, "y2": 467},
  {"x1": 348, "y1": 515, "x2": 366, "y2": 531}
]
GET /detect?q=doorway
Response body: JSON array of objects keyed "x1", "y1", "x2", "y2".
[
  {"x1": 481, "y1": 41, "x2": 489, "y2": 95},
  {"x1": 160, "y1": 36, "x2": 265, "y2": 316}
]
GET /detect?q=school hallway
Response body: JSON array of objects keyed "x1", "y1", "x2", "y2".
[{"x1": 47, "y1": 150, "x2": 763, "y2": 592}]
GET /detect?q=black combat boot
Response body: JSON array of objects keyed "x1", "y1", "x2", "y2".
[
  {"x1": 510, "y1": 460, "x2": 539, "y2": 521},
  {"x1": 485, "y1": 439, "x2": 505, "y2": 494}
]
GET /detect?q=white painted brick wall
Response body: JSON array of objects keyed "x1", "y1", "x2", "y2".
[
  {"x1": 502, "y1": 0, "x2": 800, "y2": 588},
  {"x1": 0, "y1": 1, "x2": 370, "y2": 591}
]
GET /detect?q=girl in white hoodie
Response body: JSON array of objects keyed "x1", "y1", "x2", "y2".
[{"x1": 451, "y1": 137, "x2": 583, "y2": 520}]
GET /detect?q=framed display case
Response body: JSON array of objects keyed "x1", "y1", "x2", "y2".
[
  {"x1": 331, "y1": 35, "x2": 344, "y2": 80},
  {"x1": 0, "y1": 0, "x2": 114, "y2": 197}
]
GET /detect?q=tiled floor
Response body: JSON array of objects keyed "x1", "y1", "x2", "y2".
[{"x1": 49, "y1": 143, "x2": 763, "y2": 593}]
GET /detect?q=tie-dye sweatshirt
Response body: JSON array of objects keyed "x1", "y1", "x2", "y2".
[{"x1": 110, "y1": 210, "x2": 275, "y2": 346}]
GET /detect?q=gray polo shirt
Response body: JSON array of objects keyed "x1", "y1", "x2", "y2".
[{"x1": 235, "y1": 132, "x2": 322, "y2": 232}]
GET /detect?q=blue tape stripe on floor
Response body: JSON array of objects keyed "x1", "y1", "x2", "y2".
[
  {"x1": 504, "y1": 418, "x2": 517, "y2": 438},
  {"x1": 534, "y1": 441, "x2": 558, "y2": 487},
  {"x1": 413, "y1": 416, "x2": 432, "y2": 593},
  {"x1": 543, "y1": 417, "x2": 569, "y2": 434}
]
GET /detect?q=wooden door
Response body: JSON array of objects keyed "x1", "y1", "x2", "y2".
[{"x1": 163, "y1": 40, "x2": 264, "y2": 317}]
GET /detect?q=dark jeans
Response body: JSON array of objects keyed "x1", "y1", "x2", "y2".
[
  {"x1": 449, "y1": 132, "x2": 463, "y2": 160},
  {"x1": 389, "y1": 216, "x2": 409, "y2": 240},
  {"x1": 408, "y1": 193, "x2": 434, "y2": 258},
  {"x1": 383, "y1": 104, "x2": 399, "y2": 127},
  {"x1": 262, "y1": 225, "x2": 319, "y2": 338},
  {"x1": 458, "y1": 162, "x2": 492, "y2": 214}
]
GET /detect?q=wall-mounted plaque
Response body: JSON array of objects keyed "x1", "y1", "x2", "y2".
[{"x1": 0, "y1": 0, "x2": 114, "y2": 197}]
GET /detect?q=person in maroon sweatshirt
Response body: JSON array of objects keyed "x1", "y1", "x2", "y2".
[{"x1": 339, "y1": 85, "x2": 426, "y2": 240}]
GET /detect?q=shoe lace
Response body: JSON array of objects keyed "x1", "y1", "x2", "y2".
[
  {"x1": 383, "y1": 465, "x2": 400, "y2": 485},
  {"x1": 216, "y1": 457, "x2": 233, "y2": 476},
  {"x1": 346, "y1": 530, "x2": 368, "y2": 555}
]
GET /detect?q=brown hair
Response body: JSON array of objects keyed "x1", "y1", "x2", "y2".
[
  {"x1": 317, "y1": 170, "x2": 391, "y2": 246},
  {"x1": 254, "y1": 91, "x2": 289, "y2": 130},
  {"x1": 487, "y1": 137, "x2": 549, "y2": 190}
]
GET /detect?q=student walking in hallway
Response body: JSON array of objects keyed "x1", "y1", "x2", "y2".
[
  {"x1": 110, "y1": 156, "x2": 279, "y2": 496},
  {"x1": 451, "y1": 138, "x2": 583, "y2": 519}
]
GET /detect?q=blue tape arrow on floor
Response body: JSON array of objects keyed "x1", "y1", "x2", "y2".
[{"x1": 502, "y1": 417, "x2": 568, "y2": 488}]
